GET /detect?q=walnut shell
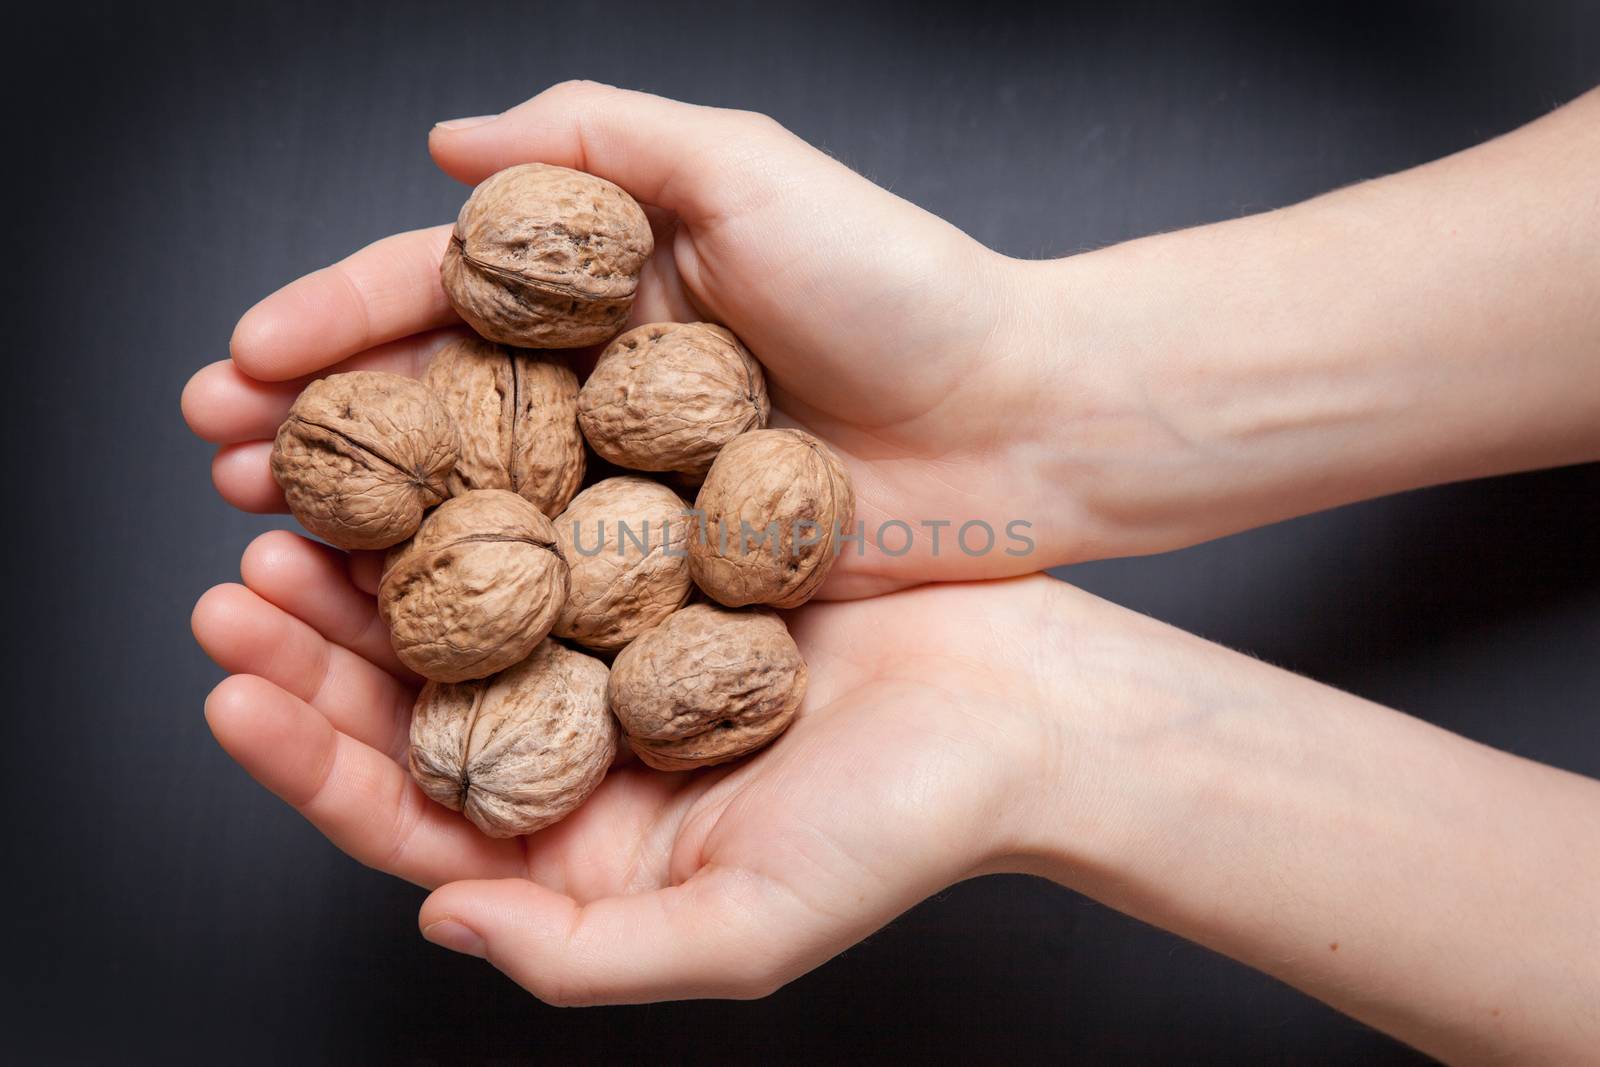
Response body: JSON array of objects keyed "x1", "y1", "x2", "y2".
[
  {"x1": 409, "y1": 640, "x2": 615, "y2": 838},
  {"x1": 379, "y1": 490, "x2": 568, "y2": 683},
  {"x1": 608, "y1": 604, "x2": 806, "y2": 771},
  {"x1": 422, "y1": 336, "x2": 585, "y2": 516},
  {"x1": 577, "y1": 322, "x2": 770, "y2": 478},
  {"x1": 270, "y1": 371, "x2": 457, "y2": 550},
  {"x1": 440, "y1": 163, "x2": 653, "y2": 348},
  {"x1": 552, "y1": 477, "x2": 692, "y2": 653},
  {"x1": 689, "y1": 429, "x2": 855, "y2": 608}
]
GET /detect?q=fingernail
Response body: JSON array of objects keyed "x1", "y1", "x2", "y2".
[
  {"x1": 422, "y1": 919, "x2": 487, "y2": 958},
  {"x1": 434, "y1": 114, "x2": 497, "y2": 131}
]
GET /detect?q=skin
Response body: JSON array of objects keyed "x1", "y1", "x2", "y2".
[{"x1": 186, "y1": 83, "x2": 1600, "y2": 1062}]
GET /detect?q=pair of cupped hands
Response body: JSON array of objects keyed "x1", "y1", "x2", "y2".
[{"x1": 185, "y1": 82, "x2": 1181, "y2": 1003}]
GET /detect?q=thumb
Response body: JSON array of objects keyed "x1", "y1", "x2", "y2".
[
  {"x1": 427, "y1": 80, "x2": 817, "y2": 223},
  {"x1": 418, "y1": 868, "x2": 824, "y2": 1005}
]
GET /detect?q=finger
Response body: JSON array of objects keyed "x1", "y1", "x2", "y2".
[
  {"x1": 212, "y1": 441, "x2": 285, "y2": 513},
  {"x1": 347, "y1": 550, "x2": 386, "y2": 597},
  {"x1": 628, "y1": 234, "x2": 704, "y2": 326},
  {"x1": 428, "y1": 81, "x2": 813, "y2": 223},
  {"x1": 418, "y1": 866, "x2": 821, "y2": 1005},
  {"x1": 812, "y1": 569, "x2": 919, "y2": 601},
  {"x1": 239, "y1": 530, "x2": 413, "y2": 682},
  {"x1": 205, "y1": 674, "x2": 524, "y2": 888},
  {"x1": 230, "y1": 225, "x2": 457, "y2": 382},
  {"x1": 192, "y1": 582, "x2": 411, "y2": 755},
  {"x1": 183, "y1": 329, "x2": 464, "y2": 445}
]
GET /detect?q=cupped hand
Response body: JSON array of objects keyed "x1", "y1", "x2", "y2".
[
  {"x1": 182, "y1": 81, "x2": 1070, "y2": 597},
  {"x1": 192, "y1": 530, "x2": 1066, "y2": 1003}
]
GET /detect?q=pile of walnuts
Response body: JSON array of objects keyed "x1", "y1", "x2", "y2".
[{"x1": 270, "y1": 164, "x2": 854, "y2": 838}]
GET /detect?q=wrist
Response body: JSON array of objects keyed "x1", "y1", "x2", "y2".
[
  {"x1": 1004, "y1": 203, "x2": 1467, "y2": 565},
  {"x1": 976, "y1": 251, "x2": 1165, "y2": 568},
  {"x1": 1070, "y1": 215, "x2": 1422, "y2": 546},
  {"x1": 986, "y1": 579, "x2": 1292, "y2": 902},
  {"x1": 979, "y1": 579, "x2": 1194, "y2": 884},
  {"x1": 984, "y1": 243, "x2": 1262, "y2": 566}
]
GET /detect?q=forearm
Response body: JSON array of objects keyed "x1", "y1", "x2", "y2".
[
  {"x1": 1007, "y1": 584, "x2": 1600, "y2": 1063},
  {"x1": 1016, "y1": 88, "x2": 1600, "y2": 560}
]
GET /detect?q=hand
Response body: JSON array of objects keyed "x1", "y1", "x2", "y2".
[
  {"x1": 181, "y1": 81, "x2": 1080, "y2": 597},
  {"x1": 185, "y1": 86, "x2": 1600, "y2": 589},
  {"x1": 192, "y1": 530, "x2": 1062, "y2": 1002},
  {"x1": 190, "y1": 529, "x2": 1600, "y2": 1054}
]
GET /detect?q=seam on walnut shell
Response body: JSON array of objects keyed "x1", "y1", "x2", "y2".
[
  {"x1": 451, "y1": 234, "x2": 635, "y2": 302},
  {"x1": 288, "y1": 414, "x2": 446, "y2": 496},
  {"x1": 784, "y1": 433, "x2": 847, "y2": 605},
  {"x1": 457, "y1": 681, "x2": 490, "y2": 808},
  {"x1": 380, "y1": 531, "x2": 560, "y2": 592},
  {"x1": 505, "y1": 350, "x2": 522, "y2": 494}
]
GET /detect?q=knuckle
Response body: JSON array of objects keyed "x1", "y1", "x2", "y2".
[
  {"x1": 385, "y1": 686, "x2": 415, "y2": 763},
  {"x1": 735, "y1": 976, "x2": 784, "y2": 1000},
  {"x1": 727, "y1": 108, "x2": 784, "y2": 136},
  {"x1": 729, "y1": 955, "x2": 787, "y2": 999},
  {"x1": 373, "y1": 777, "x2": 423, "y2": 873},
  {"x1": 298, "y1": 725, "x2": 342, "y2": 811},
  {"x1": 547, "y1": 78, "x2": 612, "y2": 101},
  {"x1": 523, "y1": 974, "x2": 593, "y2": 1008}
]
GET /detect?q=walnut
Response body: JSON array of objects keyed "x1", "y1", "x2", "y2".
[
  {"x1": 270, "y1": 371, "x2": 457, "y2": 550},
  {"x1": 552, "y1": 477, "x2": 692, "y2": 653},
  {"x1": 379, "y1": 490, "x2": 567, "y2": 682},
  {"x1": 608, "y1": 604, "x2": 806, "y2": 771},
  {"x1": 408, "y1": 640, "x2": 615, "y2": 838},
  {"x1": 577, "y1": 322, "x2": 770, "y2": 478},
  {"x1": 688, "y1": 429, "x2": 855, "y2": 608},
  {"x1": 440, "y1": 163, "x2": 653, "y2": 348},
  {"x1": 422, "y1": 336, "x2": 584, "y2": 516}
]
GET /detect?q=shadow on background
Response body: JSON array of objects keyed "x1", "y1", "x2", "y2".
[{"x1": 1065, "y1": 464, "x2": 1600, "y2": 685}]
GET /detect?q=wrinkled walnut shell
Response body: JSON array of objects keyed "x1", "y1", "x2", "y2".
[
  {"x1": 270, "y1": 371, "x2": 457, "y2": 550},
  {"x1": 577, "y1": 322, "x2": 770, "y2": 478},
  {"x1": 552, "y1": 477, "x2": 692, "y2": 653},
  {"x1": 608, "y1": 604, "x2": 806, "y2": 771},
  {"x1": 423, "y1": 336, "x2": 585, "y2": 516},
  {"x1": 380, "y1": 490, "x2": 568, "y2": 683},
  {"x1": 441, "y1": 163, "x2": 653, "y2": 348},
  {"x1": 409, "y1": 640, "x2": 615, "y2": 838},
  {"x1": 689, "y1": 429, "x2": 855, "y2": 608}
]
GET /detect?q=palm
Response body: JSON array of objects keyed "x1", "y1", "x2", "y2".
[
  {"x1": 516, "y1": 591, "x2": 1026, "y2": 907},
  {"x1": 195, "y1": 532, "x2": 1045, "y2": 997},
  {"x1": 626, "y1": 164, "x2": 1037, "y2": 596}
]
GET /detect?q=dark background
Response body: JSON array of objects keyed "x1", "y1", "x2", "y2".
[{"x1": 6, "y1": 1, "x2": 1598, "y2": 1062}]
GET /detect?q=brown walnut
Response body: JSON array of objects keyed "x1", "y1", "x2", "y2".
[
  {"x1": 380, "y1": 490, "x2": 568, "y2": 683},
  {"x1": 422, "y1": 336, "x2": 585, "y2": 516},
  {"x1": 440, "y1": 163, "x2": 653, "y2": 348},
  {"x1": 409, "y1": 640, "x2": 615, "y2": 838},
  {"x1": 608, "y1": 604, "x2": 806, "y2": 771},
  {"x1": 270, "y1": 371, "x2": 457, "y2": 550},
  {"x1": 577, "y1": 322, "x2": 770, "y2": 478},
  {"x1": 552, "y1": 477, "x2": 692, "y2": 653},
  {"x1": 689, "y1": 429, "x2": 855, "y2": 608}
]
